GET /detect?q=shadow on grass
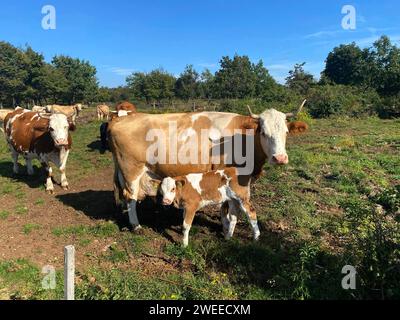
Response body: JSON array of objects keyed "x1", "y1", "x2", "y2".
[
  {"x1": 0, "y1": 160, "x2": 46, "y2": 189},
  {"x1": 87, "y1": 140, "x2": 107, "y2": 154},
  {"x1": 56, "y1": 189, "x2": 223, "y2": 242}
]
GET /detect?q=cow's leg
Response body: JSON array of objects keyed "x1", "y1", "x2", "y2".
[
  {"x1": 126, "y1": 169, "x2": 146, "y2": 231},
  {"x1": 240, "y1": 200, "x2": 260, "y2": 241},
  {"x1": 11, "y1": 149, "x2": 19, "y2": 174},
  {"x1": 221, "y1": 201, "x2": 238, "y2": 240},
  {"x1": 182, "y1": 207, "x2": 196, "y2": 247},
  {"x1": 26, "y1": 157, "x2": 34, "y2": 175},
  {"x1": 43, "y1": 163, "x2": 54, "y2": 194},
  {"x1": 59, "y1": 150, "x2": 70, "y2": 190}
]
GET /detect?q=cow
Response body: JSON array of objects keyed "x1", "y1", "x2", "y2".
[
  {"x1": 116, "y1": 101, "x2": 137, "y2": 113},
  {"x1": 285, "y1": 100, "x2": 309, "y2": 135},
  {"x1": 32, "y1": 106, "x2": 46, "y2": 112},
  {"x1": 108, "y1": 101, "x2": 306, "y2": 232},
  {"x1": 287, "y1": 121, "x2": 309, "y2": 134},
  {"x1": 0, "y1": 109, "x2": 14, "y2": 122},
  {"x1": 159, "y1": 167, "x2": 259, "y2": 247},
  {"x1": 3, "y1": 108, "x2": 75, "y2": 193},
  {"x1": 46, "y1": 104, "x2": 81, "y2": 124},
  {"x1": 0, "y1": 109, "x2": 14, "y2": 133},
  {"x1": 100, "y1": 110, "x2": 135, "y2": 150},
  {"x1": 97, "y1": 104, "x2": 110, "y2": 121}
]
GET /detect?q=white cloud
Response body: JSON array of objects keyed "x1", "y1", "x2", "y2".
[
  {"x1": 108, "y1": 67, "x2": 135, "y2": 76},
  {"x1": 197, "y1": 62, "x2": 217, "y2": 68},
  {"x1": 304, "y1": 30, "x2": 344, "y2": 39}
]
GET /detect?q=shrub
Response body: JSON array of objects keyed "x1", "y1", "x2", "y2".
[{"x1": 306, "y1": 85, "x2": 381, "y2": 118}]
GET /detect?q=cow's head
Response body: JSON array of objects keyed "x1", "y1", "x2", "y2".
[
  {"x1": 39, "y1": 113, "x2": 75, "y2": 147},
  {"x1": 160, "y1": 177, "x2": 186, "y2": 206},
  {"x1": 248, "y1": 107, "x2": 289, "y2": 165},
  {"x1": 160, "y1": 177, "x2": 177, "y2": 205},
  {"x1": 247, "y1": 100, "x2": 307, "y2": 165}
]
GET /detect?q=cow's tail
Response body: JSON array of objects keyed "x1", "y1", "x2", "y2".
[{"x1": 112, "y1": 157, "x2": 126, "y2": 213}]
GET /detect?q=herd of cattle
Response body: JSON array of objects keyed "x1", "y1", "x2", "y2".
[{"x1": 0, "y1": 101, "x2": 308, "y2": 246}]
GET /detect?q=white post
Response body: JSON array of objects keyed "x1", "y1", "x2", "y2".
[{"x1": 64, "y1": 245, "x2": 75, "y2": 300}]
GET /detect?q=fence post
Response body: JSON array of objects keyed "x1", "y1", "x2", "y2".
[{"x1": 64, "y1": 245, "x2": 75, "y2": 300}]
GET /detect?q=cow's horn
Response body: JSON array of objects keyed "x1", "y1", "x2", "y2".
[
  {"x1": 286, "y1": 99, "x2": 307, "y2": 118},
  {"x1": 247, "y1": 105, "x2": 260, "y2": 119},
  {"x1": 39, "y1": 113, "x2": 51, "y2": 119}
]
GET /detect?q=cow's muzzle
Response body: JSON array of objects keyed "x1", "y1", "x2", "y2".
[
  {"x1": 162, "y1": 199, "x2": 172, "y2": 206},
  {"x1": 272, "y1": 154, "x2": 288, "y2": 165},
  {"x1": 55, "y1": 139, "x2": 68, "y2": 147}
]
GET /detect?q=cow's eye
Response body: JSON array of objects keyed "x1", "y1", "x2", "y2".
[
  {"x1": 49, "y1": 127, "x2": 54, "y2": 132},
  {"x1": 172, "y1": 188, "x2": 175, "y2": 192}
]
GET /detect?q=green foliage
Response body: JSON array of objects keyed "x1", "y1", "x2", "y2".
[
  {"x1": 286, "y1": 62, "x2": 316, "y2": 95},
  {"x1": 213, "y1": 55, "x2": 277, "y2": 99},
  {"x1": 0, "y1": 42, "x2": 98, "y2": 107},
  {"x1": 174, "y1": 65, "x2": 200, "y2": 101},
  {"x1": 323, "y1": 36, "x2": 400, "y2": 98},
  {"x1": 306, "y1": 85, "x2": 381, "y2": 118}
]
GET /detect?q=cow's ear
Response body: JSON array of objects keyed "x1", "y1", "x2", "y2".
[
  {"x1": 33, "y1": 122, "x2": 49, "y2": 132},
  {"x1": 242, "y1": 118, "x2": 259, "y2": 130},
  {"x1": 150, "y1": 179, "x2": 161, "y2": 188},
  {"x1": 68, "y1": 122, "x2": 76, "y2": 131},
  {"x1": 176, "y1": 179, "x2": 186, "y2": 189}
]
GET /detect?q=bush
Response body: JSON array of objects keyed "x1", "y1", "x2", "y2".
[
  {"x1": 376, "y1": 95, "x2": 400, "y2": 118},
  {"x1": 306, "y1": 85, "x2": 381, "y2": 118}
]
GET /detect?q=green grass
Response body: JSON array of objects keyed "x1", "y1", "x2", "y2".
[
  {"x1": 22, "y1": 223, "x2": 41, "y2": 235},
  {"x1": 0, "y1": 210, "x2": 10, "y2": 220},
  {"x1": 52, "y1": 221, "x2": 119, "y2": 238}
]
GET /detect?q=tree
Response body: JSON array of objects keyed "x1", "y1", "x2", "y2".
[
  {"x1": 198, "y1": 69, "x2": 214, "y2": 99},
  {"x1": 213, "y1": 55, "x2": 257, "y2": 98},
  {"x1": 369, "y1": 36, "x2": 400, "y2": 96},
  {"x1": 127, "y1": 69, "x2": 176, "y2": 106},
  {"x1": 323, "y1": 43, "x2": 366, "y2": 86},
  {"x1": 52, "y1": 55, "x2": 98, "y2": 104},
  {"x1": 286, "y1": 62, "x2": 316, "y2": 95},
  {"x1": 0, "y1": 42, "x2": 28, "y2": 106},
  {"x1": 253, "y1": 60, "x2": 277, "y2": 99},
  {"x1": 23, "y1": 46, "x2": 47, "y2": 105},
  {"x1": 175, "y1": 65, "x2": 200, "y2": 101}
]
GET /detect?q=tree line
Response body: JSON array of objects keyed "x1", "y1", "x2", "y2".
[
  {"x1": 0, "y1": 41, "x2": 97, "y2": 107},
  {"x1": 1, "y1": 36, "x2": 399, "y2": 117}
]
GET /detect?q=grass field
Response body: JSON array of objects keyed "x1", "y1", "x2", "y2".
[{"x1": 0, "y1": 109, "x2": 399, "y2": 300}]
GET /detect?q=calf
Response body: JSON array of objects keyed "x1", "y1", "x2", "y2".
[
  {"x1": 97, "y1": 104, "x2": 110, "y2": 120},
  {"x1": 159, "y1": 167, "x2": 260, "y2": 247},
  {"x1": 3, "y1": 108, "x2": 75, "y2": 193}
]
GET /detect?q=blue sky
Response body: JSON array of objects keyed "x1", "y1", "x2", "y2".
[{"x1": 0, "y1": 0, "x2": 399, "y2": 87}]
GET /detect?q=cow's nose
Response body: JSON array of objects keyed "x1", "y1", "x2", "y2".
[
  {"x1": 55, "y1": 139, "x2": 68, "y2": 146},
  {"x1": 272, "y1": 154, "x2": 288, "y2": 165},
  {"x1": 162, "y1": 199, "x2": 172, "y2": 206}
]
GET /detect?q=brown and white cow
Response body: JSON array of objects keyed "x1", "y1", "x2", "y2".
[
  {"x1": 115, "y1": 101, "x2": 137, "y2": 113},
  {"x1": 97, "y1": 104, "x2": 110, "y2": 120},
  {"x1": 3, "y1": 108, "x2": 75, "y2": 193},
  {"x1": 46, "y1": 104, "x2": 80, "y2": 123},
  {"x1": 159, "y1": 167, "x2": 259, "y2": 247},
  {"x1": 108, "y1": 103, "x2": 304, "y2": 231}
]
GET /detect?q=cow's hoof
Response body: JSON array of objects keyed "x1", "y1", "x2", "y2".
[
  {"x1": 46, "y1": 189, "x2": 54, "y2": 195},
  {"x1": 131, "y1": 225, "x2": 143, "y2": 234},
  {"x1": 62, "y1": 185, "x2": 69, "y2": 191}
]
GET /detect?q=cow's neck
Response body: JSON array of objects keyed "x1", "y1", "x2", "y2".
[{"x1": 253, "y1": 131, "x2": 268, "y2": 179}]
